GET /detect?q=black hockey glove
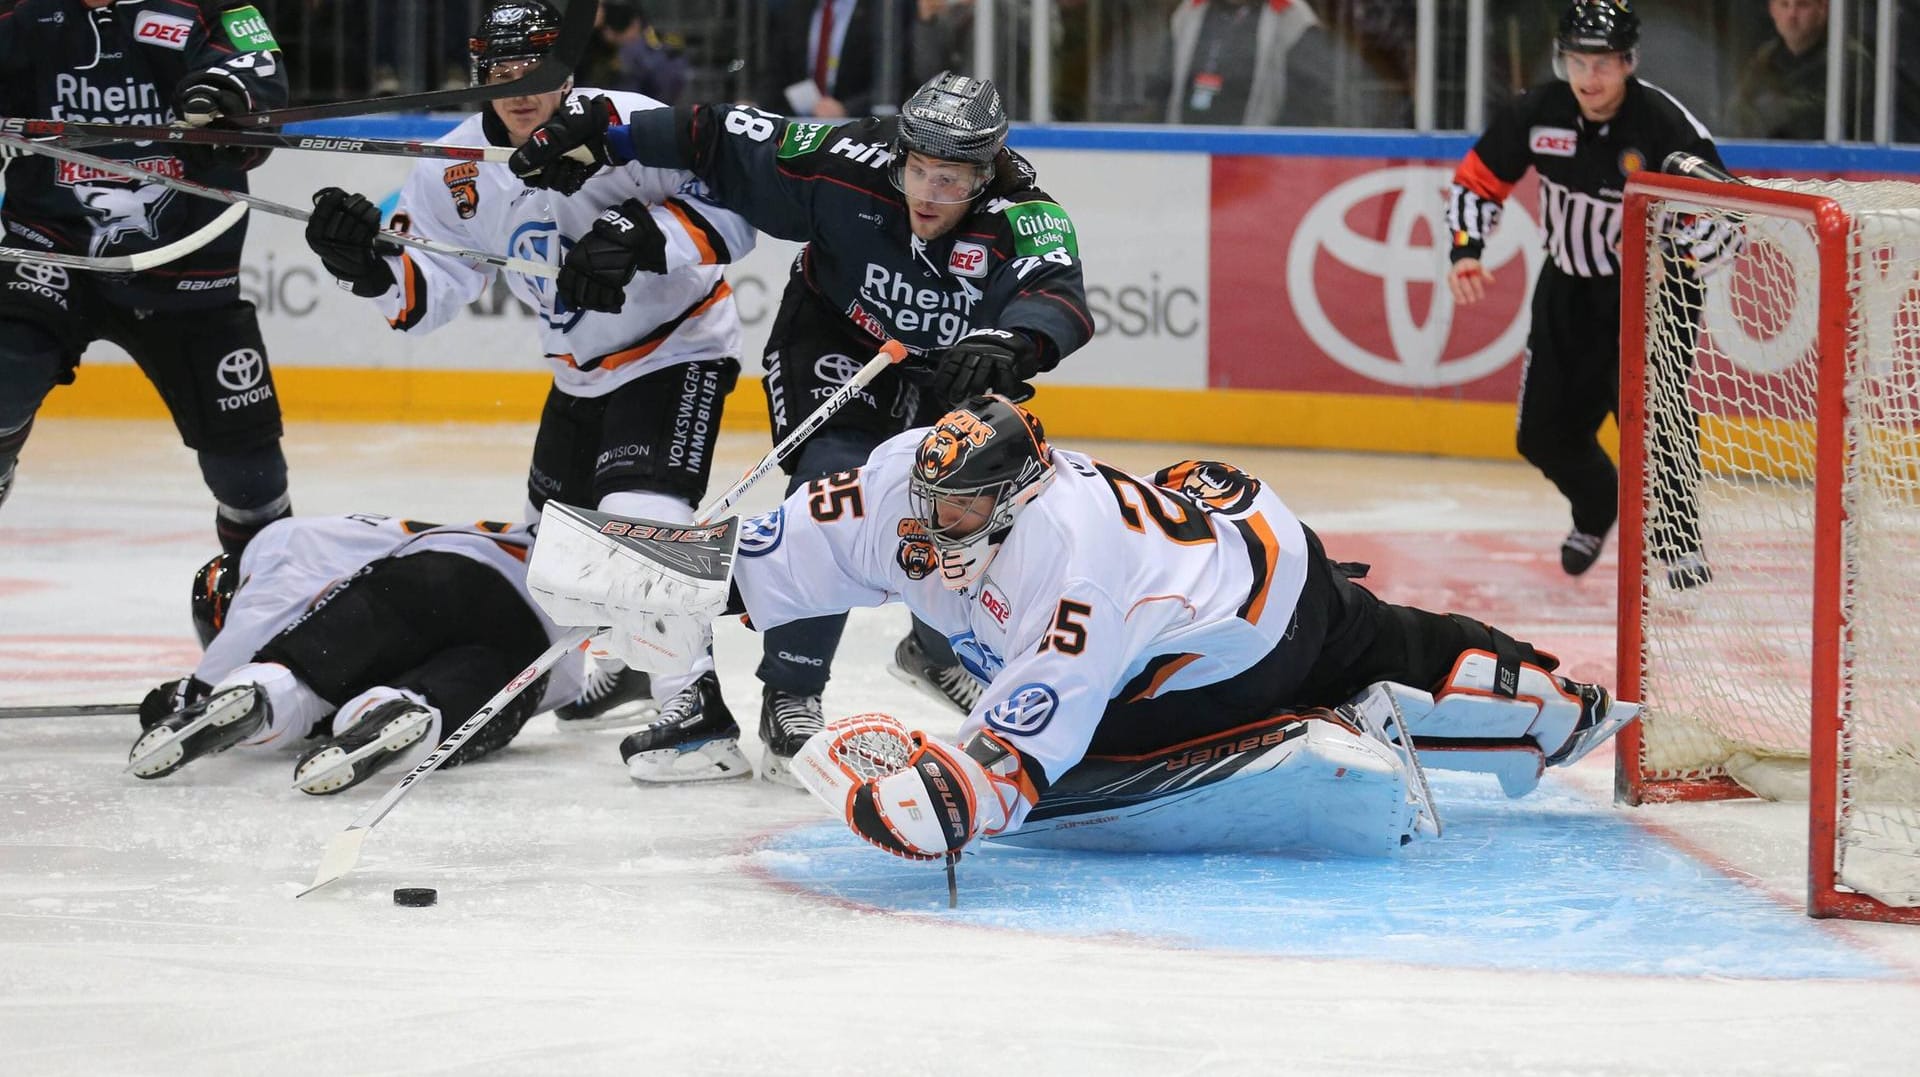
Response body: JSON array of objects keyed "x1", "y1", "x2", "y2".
[
  {"x1": 305, "y1": 188, "x2": 399, "y2": 298},
  {"x1": 172, "y1": 70, "x2": 251, "y2": 127},
  {"x1": 556, "y1": 198, "x2": 669, "y2": 313},
  {"x1": 139, "y1": 676, "x2": 210, "y2": 732},
  {"x1": 928, "y1": 328, "x2": 1042, "y2": 404},
  {"x1": 510, "y1": 94, "x2": 622, "y2": 195}
]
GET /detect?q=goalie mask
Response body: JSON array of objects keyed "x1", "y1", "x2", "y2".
[
  {"x1": 190, "y1": 552, "x2": 239, "y2": 648},
  {"x1": 890, "y1": 71, "x2": 1007, "y2": 205},
  {"x1": 469, "y1": 0, "x2": 564, "y2": 86},
  {"x1": 907, "y1": 394, "x2": 1054, "y2": 590}
]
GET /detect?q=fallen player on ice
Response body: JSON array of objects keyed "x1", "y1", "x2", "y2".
[
  {"x1": 526, "y1": 394, "x2": 1639, "y2": 860},
  {"x1": 127, "y1": 513, "x2": 583, "y2": 795}
]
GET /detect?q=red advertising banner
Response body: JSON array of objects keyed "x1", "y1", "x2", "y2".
[{"x1": 1209, "y1": 154, "x2": 1545, "y2": 402}]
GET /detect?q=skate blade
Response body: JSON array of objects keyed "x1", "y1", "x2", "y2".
[
  {"x1": 626, "y1": 737, "x2": 752, "y2": 784},
  {"x1": 291, "y1": 710, "x2": 433, "y2": 794},
  {"x1": 124, "y1": 688, "x2": 255, "y2": 777},
  {"x1": 553, "y1": 699, "x2": 661, "y2": 732},
  {"x1": 757, "y1": 746, "x2": 808, "y2": 790}
]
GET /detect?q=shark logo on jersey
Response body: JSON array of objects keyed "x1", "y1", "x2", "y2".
[
  {"x1": 74, "y1": 179, "x2": 175, "y2": 255},
  {"x1": 983, "y1": 683, "x2": 1059, "y2": 736},
  {"x1": 739, "y1": 508, "x2": 785, "y2": 557},
  {"x1": 507, "y1": 220, "x2": 585, "y2": 332},
  {"x1": 948, "y1": 630, "x2": 1005, "y2": 683}
]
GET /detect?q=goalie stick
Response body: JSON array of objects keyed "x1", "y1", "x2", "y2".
[
  {"x1": 0, "y1": 119, "x2": 591, "y2": 168},
  {"x1": 226, "y1": 0, "x2": 595, "y2": 128},
  {"x1": 0, "y1": 702, "x2": 141, "y2": 720},
  {"x1": 295, "y1": 338, "x2": 914, "y2": 898},
  {"x1": 0, "y1": 202, "x2": 247, "y2": 273},
  {"x1": 0, "y1": 134, "x2": 558, "y2": 279}
]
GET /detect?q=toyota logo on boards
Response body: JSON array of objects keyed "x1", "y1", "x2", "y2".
[
  {"x1": 1286, "y1": 165, "x2": 1544, "y2": 388},
  {"x1": 217, "y1": 348, "x2": 265, "y2": 391}
]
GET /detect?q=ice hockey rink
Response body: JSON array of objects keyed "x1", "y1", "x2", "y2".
[{"x1": 5, "y1": 418, "x2": 1920, "y2": 1076}]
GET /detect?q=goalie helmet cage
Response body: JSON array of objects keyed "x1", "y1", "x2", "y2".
[{"x1": 1616, "y1": 171, "x2": 1920, "y2": 924}]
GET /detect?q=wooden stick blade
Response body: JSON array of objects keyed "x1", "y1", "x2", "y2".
[{"x1": 297, "y1": 827, "x2": 369, "y2": 898}]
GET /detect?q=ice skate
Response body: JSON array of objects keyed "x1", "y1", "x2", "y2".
[
  {"x1": 126, "y1": 684, "x2": 269, "y2": 779},
  {"x1": 619, "y1": 672, "x2": 749, "y2": 783},
  {"x1": 1545, "y1": 682, "x2": 1640, "y2": 767},
  {"x1": 292, "y1": 698, "x2": 437, "y2": 796},
  {"x1": 758, "y1": 687, "x2": 824, "y2": 789},
  {"x1": 1559, "y1": 528, "x2": 1607, "y2": 576},
  {"x1": 555, "y1": 658, "x2": 656, "y2": 731},
  {"x1": 887, "y1": 633, "x2": 982, "y2": 714}
]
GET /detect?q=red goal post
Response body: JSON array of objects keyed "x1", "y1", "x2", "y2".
[{"x1": 1617, "y1": 170, "x2": 1920, "y2": 924}]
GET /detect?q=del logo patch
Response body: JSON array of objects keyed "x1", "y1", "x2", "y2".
[
  {"x1": 134, "y1": 11, "x2": 194, "y2": 49},
  {"x1": 948, "y1": 241, "x2": 989, "y2": 278},
  {"x1": 1529, "y1": 126, "x2": 1578, "y2": 157}
]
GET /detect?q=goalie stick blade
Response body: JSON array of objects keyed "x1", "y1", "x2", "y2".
[
  {"x1": 0, "y1": 202, "x2": 247, "y2": 274},
  {"x1": 230, "y1": 0, "x2": 595, "y2": 128},
  {"x1": 296, "y1": 827, "x2": 370, "y2": 898}
]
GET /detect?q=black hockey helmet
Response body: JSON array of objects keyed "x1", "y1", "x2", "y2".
[
  {"x1": 1557, "y1": 0, "x2": 1640, "y2": 56},
  {"x1": 190, "y1": 552, "x2": 238, "y2": 648},
  {"x1": 908, "y1": 393, "x2": 1055, "y2": 589},
  {"x1": 469, "y1": 0, "x2": 564, "y2": 86},
  {"x1": 891, "y1": 71, "x2": 1007, "y2": 204}
]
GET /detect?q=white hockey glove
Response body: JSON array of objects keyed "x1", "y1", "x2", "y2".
[
  {"x1": 792, "y1": 716, "x2": 1030, "y2": 861},
  {"x1": 586, "y1": 617, "x2": 710, "y2": 679}
]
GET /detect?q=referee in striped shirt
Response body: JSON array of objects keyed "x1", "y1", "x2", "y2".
[{"x1": 1445, "y1": 0, "x2": 1722, "y2": 589}]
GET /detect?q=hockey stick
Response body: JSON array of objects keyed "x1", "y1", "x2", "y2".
[
  {"x1": 0, "y1": 134, "x2": 559, "y2": 279},
  {"x1": 0, "y1": 119, "x2": 590, "y2": 167},
  {"x1": 226, "y1": 0, "x2": 595, "y2": 128},
  {"x1": 0, "y1": 202, "x2": 248, "y2": 274},
  {"x1": 296, "y1": 338, "x2": 913, "y2": 898},
  {"x1": 0, "y1": 702, "x2": 141, "y2": 720}
]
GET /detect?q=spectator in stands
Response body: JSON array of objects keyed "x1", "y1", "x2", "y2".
[
  {"x1": 758, "y1": 0, "x2": 915, "y2": 118},
  {"x1": 591, "y1": 1, "x2": 692, "y2": 104},
  {"x1": 1728, "y1": 0, "x2": 1870, "y2": 141},
  {"x1": 1155, "y1": 0, "x2": 1337, "y2": 126}
]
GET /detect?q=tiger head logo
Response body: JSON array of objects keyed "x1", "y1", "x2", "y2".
[
  {"x1": 915, "y1": 409, "x2": 997, "y2": 483},
  {"x1": 897, "y1": 536, "x2": 938, "y2": 580},
  {"x1": 1162, "y1": 460, "x2": 1260, "y2": 514},
  {"x1": 443, "y1": 162, "x2": 481, "y2": 219}
]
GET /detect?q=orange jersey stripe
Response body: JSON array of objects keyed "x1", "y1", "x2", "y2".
[
  {"x1": 1126, "y1": 652, "x2": 1202, "y2": 703},
  {"x1": 1242, "y1": 512, "x2": 1281, "y2": 626},
  {"x1": 1452, "y1": 149, "x2": 1515, "y2": 202},
  {"x1": 552, "y1": 280, "x2": 733, "y2": 372},
  {"x1": 663, "y1": 201, "x2": 719, "y2": 265},
  {"x1": 387, "y1": 252, "x2": 421, "y2": 329}
]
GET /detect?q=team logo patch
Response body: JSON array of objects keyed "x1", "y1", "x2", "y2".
[
  {"x1": 978, "y1": 582, "x2": 1011, "y2": 625},
  {"x1": 134, "y1": 10, "x2": 194, "y2": 49},
  {"x1": 896, "y1": 518, "x2": 935, "y2": 579},
  {"x1": 1618, "y1": 147, "x2": 1647, "y2": 175},
  {"x1": 948, "y1": 240, "x2": 989, "y2": 278},
  {"x1": 443, "y1": 162, "x2": 480, "y2": 219},
  {"x1": 1529, "y1": 126, "x2": 1578, "y2": 157},
  {"x1": 984, "y1": 683, "x2": 1059, "y2": 736},
  {"x1": 914, "y1": 408, "x2": 997, "y2": 484},
  {"x1": 1160, "y1": 460, "x2": 1260, "y2": 514},
  {"x1": 739, "y1": 508, "x2": 785, "y2": 557}
]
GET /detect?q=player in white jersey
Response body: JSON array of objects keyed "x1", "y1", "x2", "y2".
[
  {"x1": 129, "y1": 513, "x2": 585, "y2": 795},
  {"x1": 528, "y1": 395, "x2": 1640, "y2": 859},
  {"x1": 300, "y1": 1, "x2": 758, "y2": 730}
]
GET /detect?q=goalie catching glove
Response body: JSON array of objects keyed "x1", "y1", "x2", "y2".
[
  {"x1": 792, "y1": 715, "x2": 1037, "y2": 860},
  {"x1": 525, "y1": 501, "x2": 738, "y2": 676}
]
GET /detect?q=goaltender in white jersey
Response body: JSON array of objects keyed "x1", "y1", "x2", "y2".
[{"x1": 528, "y1": 395, "x2": 1642, "y2": 862}]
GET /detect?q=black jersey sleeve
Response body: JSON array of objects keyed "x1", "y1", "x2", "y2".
[
  {"x1": 621, "y1": 102, "x2": 826, "y2": 242},
  {"x1": 974, "y1": 185, "x2": 1094, "y2": 368},
  {"x1": 177, "y1": 1, "x2": 290, "y2": 114},
  {"x1": 1444, "y1": 93, "x2": 1536, "y2": 264}
]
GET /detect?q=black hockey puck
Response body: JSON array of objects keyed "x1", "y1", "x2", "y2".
[{"x1": 393, "y1": 887, "x2": 438, "y2": 907}]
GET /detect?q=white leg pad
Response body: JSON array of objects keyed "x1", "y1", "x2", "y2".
[
  {"x1": 992, "y1": 720, "x2": 1423, "y2": 856},
  {"x1": 1371, "y1": 679, "x2": 1548, "y2": 797},
  {"x1": 1421, "y1": 651, "x2": 1585, "y2": 763}
]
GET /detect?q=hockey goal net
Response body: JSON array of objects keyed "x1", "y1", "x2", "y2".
[{"x1": 1617, "y1": 171, "x2": 1920, "y2": 922}]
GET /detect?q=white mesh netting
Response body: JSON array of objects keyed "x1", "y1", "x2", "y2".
[{"x1": 1634, "y1": 178, "x2": 1920, "y2": 911}]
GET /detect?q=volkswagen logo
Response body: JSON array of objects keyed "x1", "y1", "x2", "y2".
[
  {"x1": 983, "y1": 682, "x2": 1059, "y2": 735},
  {"x1": 216, "y1": 348, "x2": 265, "y2": 391},
  {"x1": 1287, "y1": 165, "x2": 1544, "y2": 388},
  {"x1": 14, "y1": 261, "x2": 69, "y2": 290},
  {"x1": 813, "y1": 353, "x2": 864, "y2": 384}
]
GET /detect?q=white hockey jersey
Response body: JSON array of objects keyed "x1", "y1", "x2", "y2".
[
  {"x1": 199, "y1": 514, "x2": 582, "y2": 709},
  {"x1": 732, "y1": 435, "x2": 1311, "y2": 831},
  {"x1": 372, "y1": 89, "x2": 756, "y2": 397}
]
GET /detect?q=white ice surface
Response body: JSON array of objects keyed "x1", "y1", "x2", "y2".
[{"x1": 4, "y1": 421, "x2": 1920, "y2": 1076}]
